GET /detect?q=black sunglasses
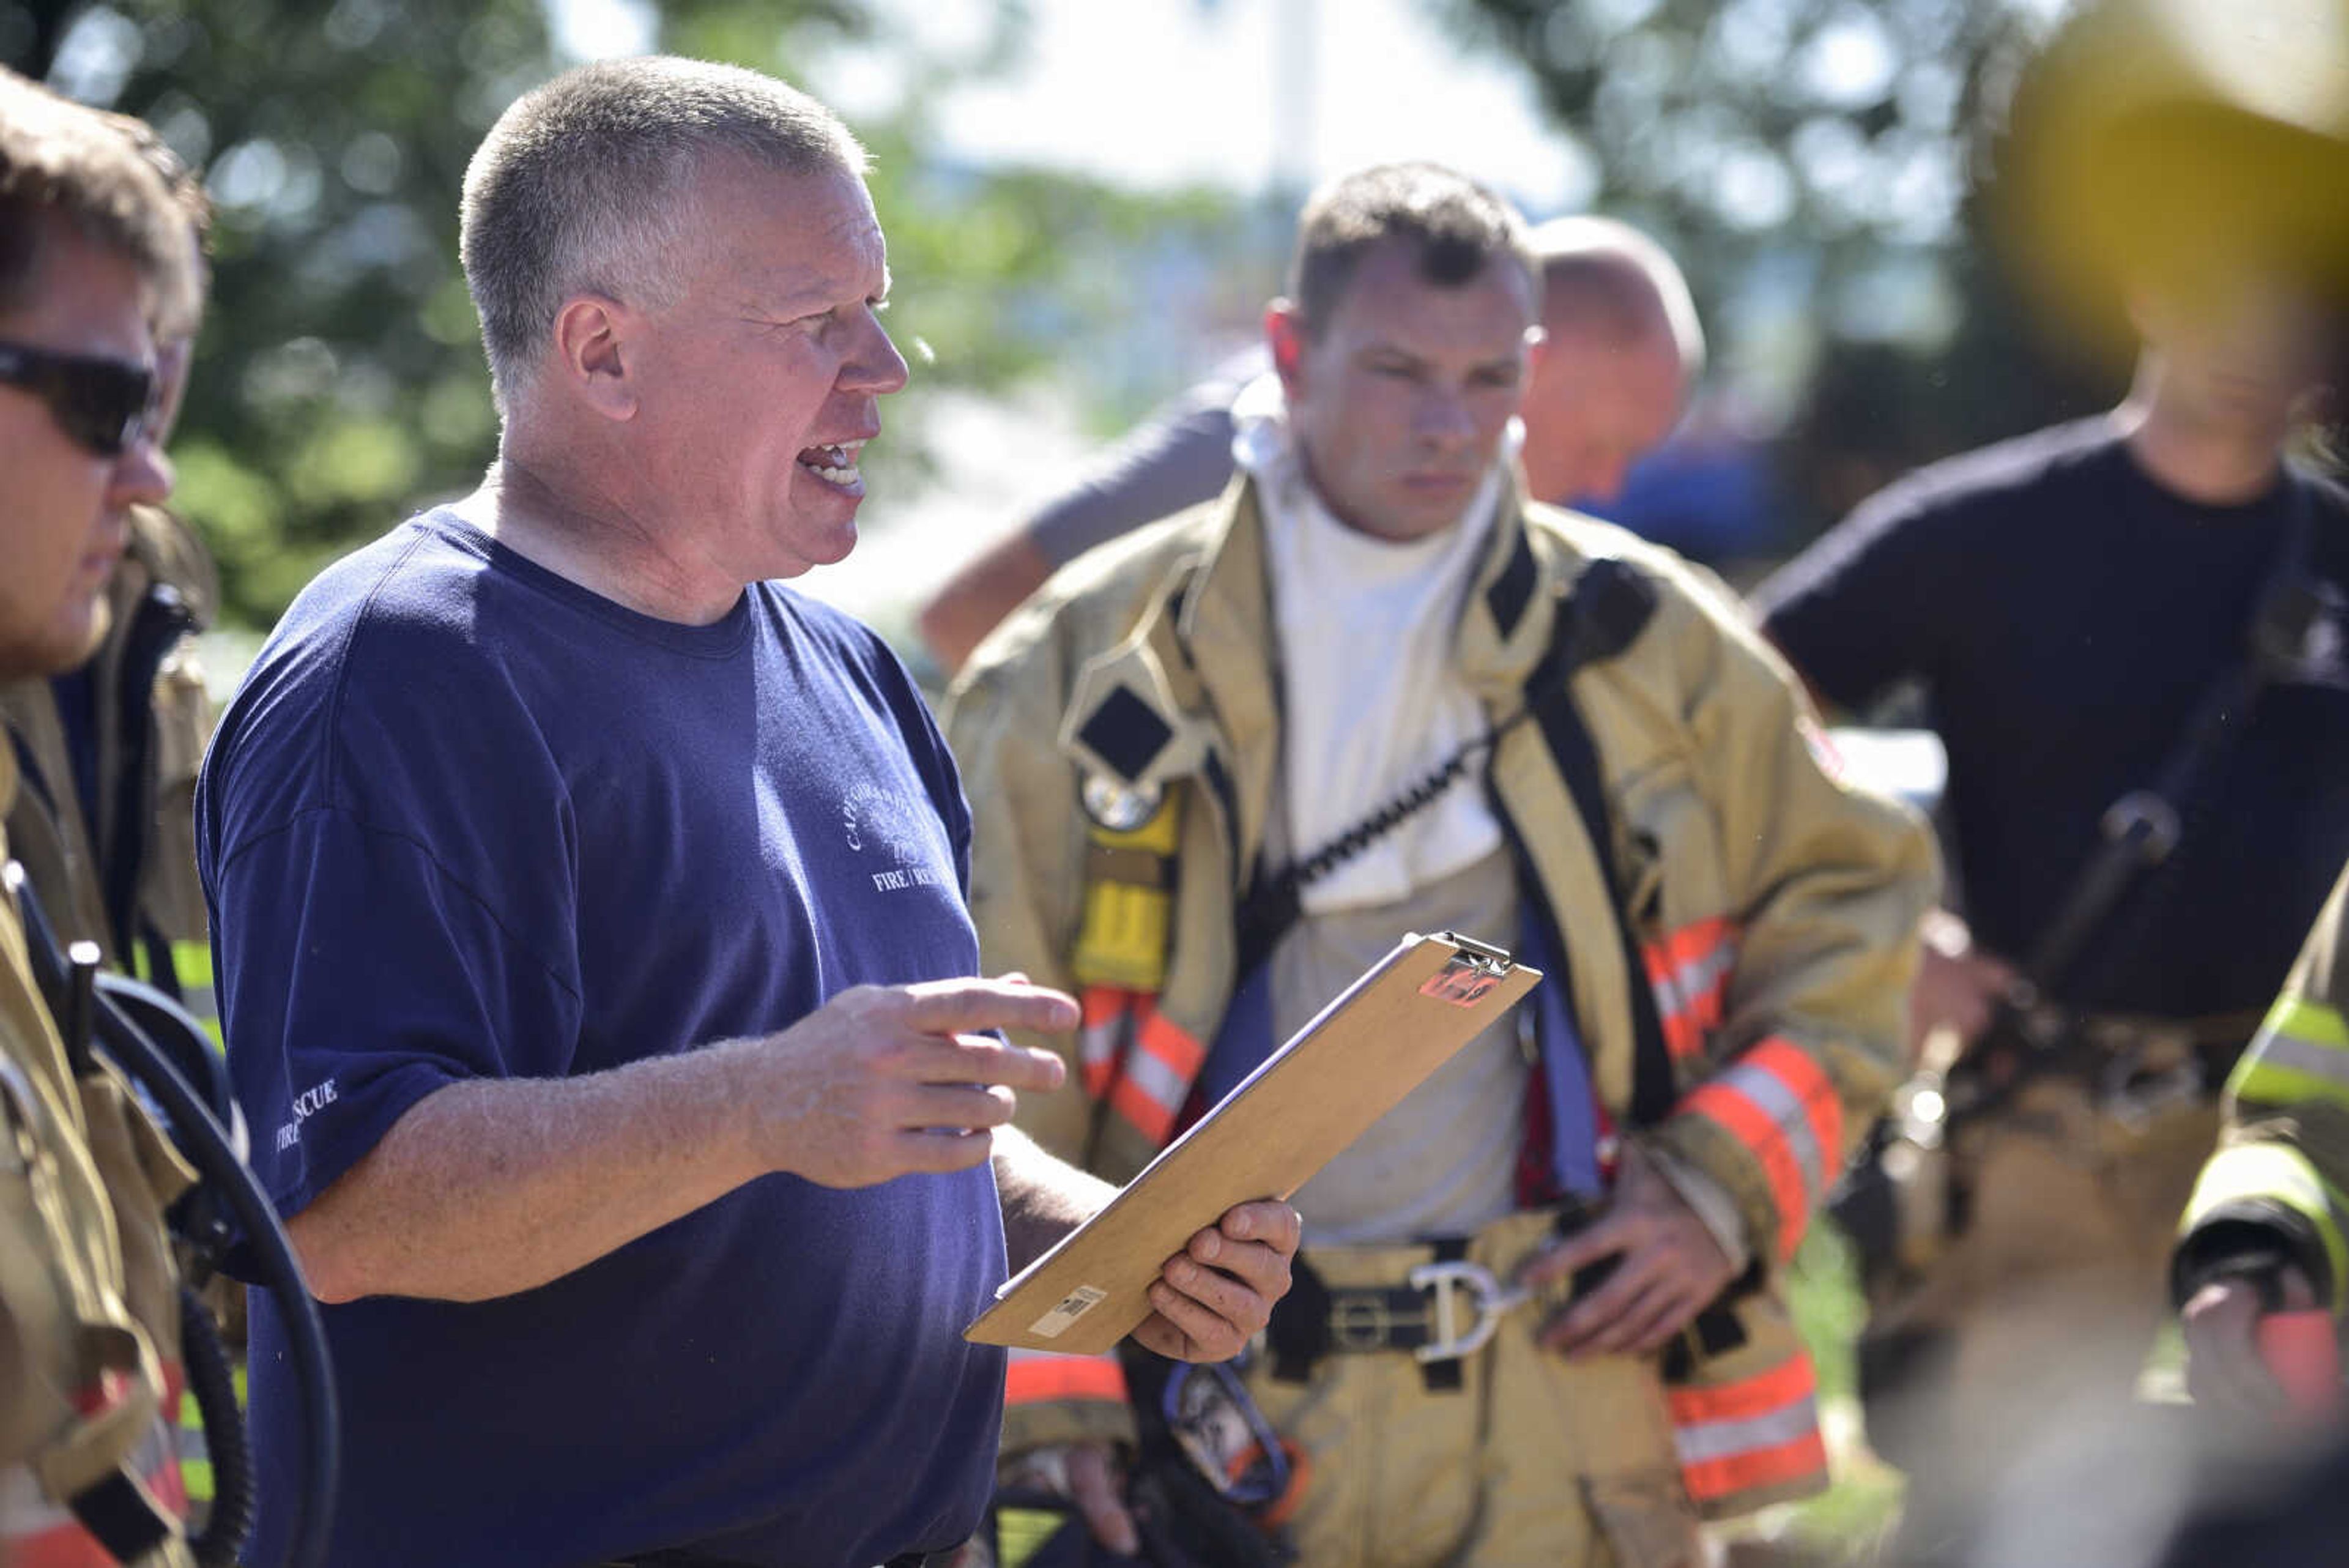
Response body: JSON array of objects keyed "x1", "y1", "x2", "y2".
[{"x1": 0, "y1": 339, "x2": 157, "y2": 458}]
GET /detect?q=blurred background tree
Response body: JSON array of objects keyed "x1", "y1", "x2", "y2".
[
  {"x1": 2, "y1": 0, "x2": 1258, "y2": 629},
  {"x1": 5, "y1": 0, "x2": 2153, "y2": 630},
  {"x1": 1437, "y1": 0, "x2": 2124, "y2": 541}
]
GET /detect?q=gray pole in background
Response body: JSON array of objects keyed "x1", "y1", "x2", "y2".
[{"x1": 1271, "y1": 0, "x2": 1320, "y2": 199}]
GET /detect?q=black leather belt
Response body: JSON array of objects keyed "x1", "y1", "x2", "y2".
[{"x1": 1267, "y1": 1212, "x2": 1756, "y2": 1393}]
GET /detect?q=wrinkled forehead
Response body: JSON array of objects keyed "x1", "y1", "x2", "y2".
[{"x1": 682, "y1": 157, "x2": 888, "y2": 309}]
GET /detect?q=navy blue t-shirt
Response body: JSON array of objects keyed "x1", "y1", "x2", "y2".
[
  {"x1": 1757, "y1": 421, "x2": 2349, "y2": 1018},
  {"x1": 196, "y1": 512, "x2": 1007, "y2": 1568}
]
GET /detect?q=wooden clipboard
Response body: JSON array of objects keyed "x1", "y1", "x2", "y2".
[{"x1": 966, "y1": 931, "x2": 1542, "y2": 1355}]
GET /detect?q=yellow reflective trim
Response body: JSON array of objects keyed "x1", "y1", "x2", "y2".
[
  {"x1": 2225, "y1": 997, "x2": 2349, "y2": 1106},
  {"x1": 167, "y1": 938, "x2": 223, "y2": 1046},
  {"x1": 2274, "y1": 996, "x2": 2349, "y2": 1049},
  {"x1": 2235, "y1": 1058, "x2": 2349, "y2": 1115},
  {"x1": 2185, "y1": 1142, "x2": 2349, "y2": 1311},
  {"x1": 1069, "y1": 880, "x2": 1172, "y2": 991},
  {"x1": 176, "y1": 1388, "x2": 214, "y2": 1503},
  {"x1": 997, "y1": 1507, "x2": 1068, "y2": 1568},
  {"x1": 1069, "y1": 795, "x2": 1181, "y2": 992},
  {"x1": 171, "y1": 938, "x2": 215, "y2": 994}
]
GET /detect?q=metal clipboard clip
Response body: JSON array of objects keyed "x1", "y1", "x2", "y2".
[{"x1": 1418, "y1": 932, "x2": 1518, "y2": 1007}]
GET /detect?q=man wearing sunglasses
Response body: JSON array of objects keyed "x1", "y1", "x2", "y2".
[
  {"x1": 0, "y1": 64, "x2": 202, "y2": 1568},
  {"x1": 0, "y1": 98, "x2": 234, "y2": 1529},
  {"x1": 4, "y1": 100, "x2": 221, "y2": 1109}
]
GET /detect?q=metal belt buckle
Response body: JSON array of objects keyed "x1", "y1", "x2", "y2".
[
  {"x1": 1406, "y1": 1260, "x2": 1530, "y2": 1363},
  {"x1": 1330, "y1": 1291, "x2": 1415, "y2": 1352}
]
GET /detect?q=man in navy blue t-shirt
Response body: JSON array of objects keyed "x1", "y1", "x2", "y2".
[
  {"x1": 1756, "y1": 262, "x2": 2349, "y2": 1550},
  {"x1": 196, "y1": 59, "x2": 1298, "y2": 1568}
]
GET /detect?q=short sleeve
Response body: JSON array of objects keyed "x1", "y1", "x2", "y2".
[
  {"x1": 1752, "y1": 482, "x2": 1969, "y2": 714},
  {"x1": 210, "y1": 808, "x2": 583, "y2": 1223},
  {"x1": 1027, "y1": 397, "x2": 1238, "y2": 568}
]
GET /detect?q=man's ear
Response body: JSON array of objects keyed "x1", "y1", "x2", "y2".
[
  {"x1": 1524, "y1": 324, "x2": 1551, "y2": 386},
  {"x1": 1265, "y1": 301, "x2": 1309, "y2": 401},
  {"x1": 551, "y1": 293, "x2": 639, "y2": 422}
]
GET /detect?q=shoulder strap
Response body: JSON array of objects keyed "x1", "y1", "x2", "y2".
[{"x1": 1518, "y1": 557, "x2": 1676, "y2": 1129}]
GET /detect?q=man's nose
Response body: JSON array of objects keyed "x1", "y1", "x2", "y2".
[
  {"x1": 1414, "y1": 386, "x2": 1478, "y2": 448},
  {"x1": 844, "y1": 308, "x2": 910, "y2": 397},
  {"x1": 108, "y1": 435, "x2": 173, "y2": 510}
]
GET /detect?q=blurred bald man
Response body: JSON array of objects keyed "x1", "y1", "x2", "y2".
[{"x1": 917, "y1": 215, "x2": 1704, "y2": 674}]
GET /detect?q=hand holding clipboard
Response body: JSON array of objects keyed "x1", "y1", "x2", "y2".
[{"x1": 968, "y1": 932, "x2": 1540, "y2": 1356}]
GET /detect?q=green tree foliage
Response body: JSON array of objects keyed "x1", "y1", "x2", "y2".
[
  {"x1": 1436, "y1": 0, "x2": 2122, "y2": 533},
  {"x1": 4, "y1": 0, "x2": 1250, "y2": 626}
]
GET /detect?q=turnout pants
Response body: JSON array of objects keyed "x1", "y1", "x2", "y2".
[
  {"x1": 1247, "y1": 1211, "x2": 1702, "y2": 1568},
  {"x1": 1862, "y1": 1074, "x2": 2221, "y2": 1561}
]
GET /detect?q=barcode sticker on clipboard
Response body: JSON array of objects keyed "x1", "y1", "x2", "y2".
[{"x1": 1029, "y1": 1285, "x2": 1109, "y2": 1340}]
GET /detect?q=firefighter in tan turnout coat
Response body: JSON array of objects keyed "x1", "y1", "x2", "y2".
[
  {"x1": 0, "y1": 66, "x2": 207, "y2": 1567},
  {"x1": 947, "y1": 163, "x2": 1937, "y2": 1567}
]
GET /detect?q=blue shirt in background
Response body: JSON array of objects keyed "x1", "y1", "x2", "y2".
[{"x1": 197, "y1": 511, "x2": 1006, "y2": 1568}]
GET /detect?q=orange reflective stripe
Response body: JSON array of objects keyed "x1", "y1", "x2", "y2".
[
  {"x1": 1077, "y1": 986, "x2": 1133, "y2": 1098},
  {"x1": 1676, "y1": 1427, "x2": 1828, "y2": 1503},
  {"x1": 1644, "y1": 918, "x2": 1737, "y2": 1063},
  {"x1": 1682, "y1": 1077, "x2": 1808, "y2": 1257},
  {"x1": 10, "y1": 1525, "x2": 123, "y2": 1568},
  {"x1": 1665, "y1": 1351, "x2": 1816, "y2": 1425},
  {"x1": 1678, "y1": 1038, "x2": 1844, "y2": 1260},
  {"x1": 1079, "y1": 991, "x2": 1204, "y2": 1146},
  {"x1": 1004, "y1": 1349, "x2": 1129, "y2": 1405},
  {"x1": 1648, "y1": 981, "x2": 1703, "y2": 1063},
  {"x1": 1669, "y1": 1353, "x2": 1827, "y2": 1504},
  {"x1": 1107, "y1": 1006, "x2": 1204, "y2": 1146}
]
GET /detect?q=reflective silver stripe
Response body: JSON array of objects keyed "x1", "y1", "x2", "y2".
[
  {"x1": 2250, "y1": 1029, "x2": 2349, "y2": 1092},
  {"x1": 1714, "y1": 1060, "x2": 1825, "y2": 1202},
  {"x1": 1672, "y1": 1393, "x2": 1821, "y2": 1465},
  {"x1": 1123, "y1": 1042, "x2": 1189, "y2": 1117},
  {"x1": 1078, "y1": 1019, "x2": 1120, "y2": 1074},
  {"x1": 1657, "y1": 942, "x2": 1735, "y2": 1020}
]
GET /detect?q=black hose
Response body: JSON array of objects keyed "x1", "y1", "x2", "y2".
[
  {"x1": 87, "y1": 997, "x2": 339, "y2": 1568},
  {"x1": 178, "y1": 1284, "x2": 254, "y2": 1568}
]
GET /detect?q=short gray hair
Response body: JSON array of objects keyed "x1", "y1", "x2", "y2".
[{"x1": 460, "y1": 56, "x2": 866, "y2": 407}]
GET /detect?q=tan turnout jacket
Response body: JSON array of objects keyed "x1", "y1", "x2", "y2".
[
  {"x1": 948, "y1": 476, "x2": 1939, "y2": 1518},
  {"x1": 1, "y1": 504, "x2": 217, "y2": 984},
  {"x1": 1, "y1": 743, "x2": 196, "y2": 1565}
]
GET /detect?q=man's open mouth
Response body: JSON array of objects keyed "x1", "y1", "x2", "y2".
[{"x1": 797, "y1": 440, "x2": 866, "y2": 492}]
